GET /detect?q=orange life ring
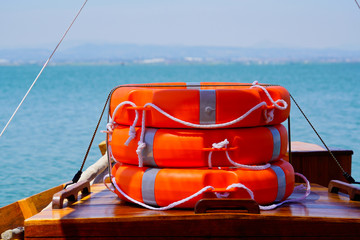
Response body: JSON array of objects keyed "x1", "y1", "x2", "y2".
[
  {"x1": 111, "y1": 159, "x2": 294, "y2": 208},
  {"x1": 109, "y1": 124, "x2": 287, "y2": 168},
  {"x1": 109, "y1": 82, "x2": 290, "y2": 128}
]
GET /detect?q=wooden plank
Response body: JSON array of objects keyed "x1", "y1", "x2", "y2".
[
  {"x1": 291, "y1": 141, "x2": 326, "y2": 151},
  {"x1": 0, "y1": 201, "x2": 24, "y2": 236},
  {"x1": 0, "y1": 184, "x2": 64, "y2": 235},
  {"x1": 290, "y1": 141, "x2": 353, "y2": 186},
  {"x1": 25, "y1": 183, "x2": 360, "y2": 239},
  {"x1": 98, "y1": 141, "x2": 106, "y2": 156},
  {"x1": 52, "y1": 181, "x2": 90, "y2": 209},
  {"x1": 329, "y1": 180, "x2": 360, "y2": 201}
]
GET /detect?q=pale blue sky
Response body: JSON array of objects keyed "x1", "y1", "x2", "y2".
[{"x1": 1, "y1": 0, "x2": 359, "y2": 49}]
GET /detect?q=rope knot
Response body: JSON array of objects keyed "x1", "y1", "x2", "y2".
[
  {"x1": 212, "y1": 139, "x2": 229, "y2": 149},
  {"x1": 106, "y1": 121, "x2": 116, "y2": 133},
  {"x1": 136, "y1": 141, "x2": 146, "y2": 167},
  {"x1": 124, "y1": 125, "x2": 136, "y2": 146},
  {"x1": 136, "y1": 141, "x2": 146, "y2": 154},
  {"x1": 208, "y1": 139, "x2": 229, "y2": 169},
  {"x1": 265, "y1": 109, "x2": 275, "y2": 123}
]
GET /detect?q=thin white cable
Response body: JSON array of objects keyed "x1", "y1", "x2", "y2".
[{"x1": 0, "y1": 0, "x2": 89, "y2": 138}]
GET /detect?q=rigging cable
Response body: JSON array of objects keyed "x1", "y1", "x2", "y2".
[
  {"x1": 64, "y1": 92, "x2": 111, "y2": 189},
  {"x1": 355, "y1": 0, "x2": 360, "y2": 9},
  {"x1": 0, "y1": 0, "x2": 89, "y2": 138},
  {"x1": 290, "y1": 94, "x2": 359, "y2": 184}
]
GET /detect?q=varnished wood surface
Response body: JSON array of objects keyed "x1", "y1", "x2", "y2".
[
  {"x1": 0, "y1": 184, "x2": 64, "y2": 235},
  {"x1": 291, "y1": 141, "x2": 327, "y2": 151},
  {"x1": 52, "y1": 181, "x2": 90, "y2": 209},
  {"x1": 25, "y1": 183, "x2": 360, "y2": 239},
  {"x1": 98, "y1": 141, "x2": 106, "y2": 156},
  {"x1": 329, "y1": 180, "x2": 360, "y2": 201},
  {"x1": 290, "y1": 141, "x2": 353, "y2": 187}
]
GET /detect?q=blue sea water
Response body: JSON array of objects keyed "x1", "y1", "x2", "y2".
[{"x1": 0, "y1": 63, "x2": 359, "y2": 207}]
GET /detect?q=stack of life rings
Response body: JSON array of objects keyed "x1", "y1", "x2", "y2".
[{"x1": 105, "y1": 81, "x2": 297, "y2": 210}]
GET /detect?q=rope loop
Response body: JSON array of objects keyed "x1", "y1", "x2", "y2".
[
  {"x1": 106, "y1": 101, "x2": 139, "y2": 145},
  {"x1": 251, "y1": 81, "x2": 288, "y2": 111},
  {"x1": 208, "y1": 139, "x2": 271, "y2": 170}
]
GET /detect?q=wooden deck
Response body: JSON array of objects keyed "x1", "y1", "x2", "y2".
[
  {"x1": 0, "y1": 141, "x2": 355, "y2": 239},
  {"x1": 25, "y1": 182, "x2": 360, "y2": 239}
]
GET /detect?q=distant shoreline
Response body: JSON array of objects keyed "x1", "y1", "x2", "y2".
[
  {"x1": 1, "y1": 59, "x2": 360, "y2": 66},
  {"x1": 1, "y1": 44, "x2": 360, "y2": 66}
]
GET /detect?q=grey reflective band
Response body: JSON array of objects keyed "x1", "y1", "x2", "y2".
[
  {"x1": 267, "y1": 126, "x2": 281, "y2": 161},
  {"x1": 199, "y1": 90, "x2": 216, "y2": 124},
  {"x1": 142, "y1": 168, "x2": 160, "y2": 207},
  {"x1": 270, "y1": 165, "x2": 286, "y2": 202},
  {"x1": 186, "y1": 83, "x2": 216, "y2": 124},
  {"x1": 186, "y1": 82, "x2": 201, "y2": 89},
  {"x1": 143, "y1": 128, "x2": 158, "y2": 167}
]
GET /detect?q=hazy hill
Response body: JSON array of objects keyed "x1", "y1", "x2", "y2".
[{"x1": 1, "y1": 44, "x2": 359, "y2": 64}]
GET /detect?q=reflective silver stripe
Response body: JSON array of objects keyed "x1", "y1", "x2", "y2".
[
  {"x1": 200, "y1": 90, "x2": 216, "y2": 124},
  {"x1": 143, "y1": 128, "x2": 158, "y2": 167},
  {"x1": 142, "y1": 168, "x2": 160, "y2": 206},
  {"x1": 270, "y1": 165, "x2": 286, "y2": 202},
  {"x1": 186, "y1": 82, "x2": 201, "y2": 89},
  {"x1": 268, "y1": 126, "x2": 281, "y2": 161}
]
